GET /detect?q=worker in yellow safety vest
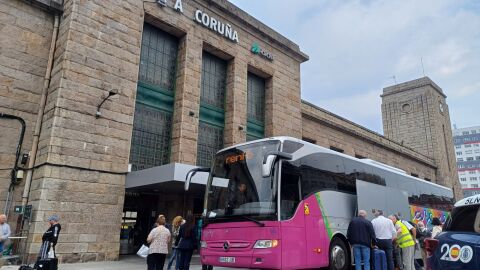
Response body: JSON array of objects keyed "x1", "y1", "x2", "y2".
[{"x1": 389, "y1": 215, "x2": 415, "y2": 270}]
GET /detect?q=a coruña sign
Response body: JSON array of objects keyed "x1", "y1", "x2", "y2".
[
  {"x1": 194, "y1": 10, "x2": 239, "y2": 43},
  {"x1": 157, "y1": 0, "x2": 239, "y2": 43}
]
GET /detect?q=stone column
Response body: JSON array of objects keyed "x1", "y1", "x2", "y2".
[
  {"x1": 224, "y1": 57, "x2": 248, "y2": 147},
  {"x1": 170, "y1": 33, "x2": 203, "y2": 165}
]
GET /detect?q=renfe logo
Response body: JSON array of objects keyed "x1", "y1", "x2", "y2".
[{"x1": 251, "y1": 42, "x2": 274, "y2": 61}]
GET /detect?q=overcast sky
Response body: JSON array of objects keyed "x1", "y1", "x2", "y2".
[{"x1": 230, "y1": 0, "x2": 480, "y2": 133}]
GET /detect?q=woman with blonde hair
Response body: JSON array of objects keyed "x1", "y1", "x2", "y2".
[
  {"x1": 147, "y1": 215, "x2": 171, "y2": 270},
  {"x1": 167, "y1": 216, "x2": 183, "y2": 270}
]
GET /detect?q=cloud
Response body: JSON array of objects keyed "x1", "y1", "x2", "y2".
[
  {"x1": 230, "y1": 0, "x2": 480, "y2": 132},
  {"x1": 451, "y1": 82, "x2": 480, "y2": 98},
  {"x1": 308, "y1": 89, "x2": 384, "y2": 131}
]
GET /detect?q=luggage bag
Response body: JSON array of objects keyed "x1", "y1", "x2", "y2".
[
  {"x1": 35, "y1": 257, "x2": 58, "y2": 270},
  {"x1": 372, "y1": 248, "x2": 387, "y2": 270}
]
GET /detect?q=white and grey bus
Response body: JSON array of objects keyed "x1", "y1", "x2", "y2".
[{"x1": 186, "y1": 137, "x2": 454, "y2": 270}]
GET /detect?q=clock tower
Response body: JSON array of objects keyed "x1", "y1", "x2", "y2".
[{"x1": 381, "y1": 77, "x2": 462, "y2": 198}]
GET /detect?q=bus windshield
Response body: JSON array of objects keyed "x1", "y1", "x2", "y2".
[{"x1": 205, "y1": 140, "x2": 281, "y2": 221}]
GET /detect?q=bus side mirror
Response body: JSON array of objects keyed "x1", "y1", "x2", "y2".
[
  {"x1": 185, "y1": 167, "x2": 210, "y2": 191},
  {"x1": 262, "y1": 151, "x2": 293, "y2": 178}
]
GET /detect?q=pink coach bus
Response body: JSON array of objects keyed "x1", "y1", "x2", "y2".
[{"x1": 185, "y1": 137, "x2": 453, "y2": 270}]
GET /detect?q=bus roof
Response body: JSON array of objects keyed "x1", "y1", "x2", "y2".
[
  {"x1": 219, "y1": 136, "x2": 452, "y2": 193},
  {"x1": 454, "y1": 194, "x2": 480, "y2": 207}
]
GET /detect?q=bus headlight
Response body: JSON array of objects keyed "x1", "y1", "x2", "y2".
[
  {"x1": 200, "y1": 240, "x2": 207, "y2": 248},
  {"x1": 253, "y1": 240, "x2": 279, "y2": 249}
]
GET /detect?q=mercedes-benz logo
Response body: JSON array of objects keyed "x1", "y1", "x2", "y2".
[{"x1": 223, "y1": 241, "x2": 230, "y2": 251}]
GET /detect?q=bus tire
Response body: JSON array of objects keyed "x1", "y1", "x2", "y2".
[
  {"x1": 202, "y1": 265, "x2": 213, "y2": 270},
  {"x1": 329, "y1": 237, "x2": 350, "y2": 270}
]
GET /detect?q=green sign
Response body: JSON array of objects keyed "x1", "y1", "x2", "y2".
[
  {"x1": 14, "y1": 205, "x2": 22, "y2": 213},
  {"x1": 251, "y1": 42, "x2": 273, "y2": 61},
  {"x1": 24, "y1": 205, "x2": 33, "y2": 220}
]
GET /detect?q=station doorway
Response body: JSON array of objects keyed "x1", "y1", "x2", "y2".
[{"x1": 120, "y1": 180, "x2": 206, "y2": 254}]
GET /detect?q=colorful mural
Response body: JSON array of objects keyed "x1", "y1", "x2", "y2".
[{"x1": 410, "y1": 205, "x2": 449, "y2": 226}]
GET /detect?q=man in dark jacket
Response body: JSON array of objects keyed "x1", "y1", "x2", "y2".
[
  {"x1": 347, "y1": 210, "x2": 377, "y2": 270},
  {"x1": 42, "y1": 215, "x2": 61, "y2": 257}
]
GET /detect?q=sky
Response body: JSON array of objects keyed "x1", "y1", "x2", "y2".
[{"x1": 230, "y1": 0, "x2": 480, "y2": 133}]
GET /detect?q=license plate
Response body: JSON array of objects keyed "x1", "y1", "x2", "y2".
[{"x1": 219, "y1": 257, "x2": 235, "y2": 263}]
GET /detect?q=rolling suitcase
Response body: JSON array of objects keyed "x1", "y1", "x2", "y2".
[
  {"x1": 372, "y1": 248, "x2": 387, "y2": 270},
  {"x1": 35, "y1": 258, "x2": 58, "y2": 270},
  {"x1": 34, "y1": 241, "x2": 58, "y2": 270}
]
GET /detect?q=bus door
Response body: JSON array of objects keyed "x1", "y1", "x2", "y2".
[
  {"x1": 356, "y1": 180, "x2": 410, "y2": 221},
  {"x1": 280, "y1": 162, "x2": 307, "y2": 268}
]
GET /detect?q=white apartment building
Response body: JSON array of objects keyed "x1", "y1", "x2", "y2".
[{"x1": 453, "y1": 125, "x2": 480, "y2": 197}]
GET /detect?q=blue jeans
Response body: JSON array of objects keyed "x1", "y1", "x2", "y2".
[
  {"x1": 377, "y1": 239, "x2": 394, "y2": 270},
  {"x1": 353, "y1": 244, "x2": 370, "y2": 270},
  {"x1": 167, "y1": 248, "x2": 179, "y2": 270}
]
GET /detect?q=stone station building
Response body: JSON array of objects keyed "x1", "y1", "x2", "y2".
[{"x1": 0, "y1": 0, "x2": 460, "y2": 264}]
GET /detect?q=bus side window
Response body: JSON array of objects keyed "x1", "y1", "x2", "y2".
[{"x1": 281, "y1": 162, "x2": 301, "y2": 220}]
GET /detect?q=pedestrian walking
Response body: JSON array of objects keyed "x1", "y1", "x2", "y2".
[
  {"x1": 389, "y1": 215, "x2": 415, "y2": 270},
  {"x1": 430, "y1": 218, "x2": 443, "y2": 238},
  {"x1": 176, "y1": 214, "x2": 196, "y2": 270},
  {"x1": 372, "y1": 210, "x2": 397, "y2": 270},
  {"x1": 147, "y1": 215, "x2": 171, "y2": 270},
  {"x1": 0, "y1": 214, "x2": 11, "y2": 254},
  {"x1": 347, "y1": 210, "x2": 377, "y2": 270},
  {"x1": 167, "y1": 216, "x2": 183, "y2": 270}
]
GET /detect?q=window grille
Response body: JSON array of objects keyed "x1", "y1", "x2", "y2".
[
  {"x1": 138, "y1": 24, "x2": 178, "y2": 91},
  {"x1": 197, "y1": 122, "x2": 224, "y2": 167},
  {"x1": 130, "y1": 104, "x2": 172, "y2": 171},
  {"x1": 247, "y1": 73, "x2": 265, "y2": 123},
  {"x1": 247, "y1": 73, "x2": 266, "y2": 140},
  {"x1": 130, "y1": 25, "x2": 178, "y2": 170},
  {"x1": 201, "y1": 52, "x2": 227, "y2": 109}
]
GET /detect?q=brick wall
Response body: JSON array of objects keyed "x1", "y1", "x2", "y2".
[
  {"x1": 302, "y1": 101, "x2": 438, "y2": 180},
  {"x1": 0, "y1": 0, "x2": 55, "y2": 228},
  {"x1": 24, "y1": 0, "x2": 144, "y2": 262}
]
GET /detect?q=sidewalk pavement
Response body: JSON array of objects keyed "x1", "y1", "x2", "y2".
[{"x1": 0, "y1": 255, "x2": 239, "y2": 270}]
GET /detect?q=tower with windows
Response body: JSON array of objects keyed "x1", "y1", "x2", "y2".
[{"x1": 381, "y1": 77, "x2": 462, "y2": 198}]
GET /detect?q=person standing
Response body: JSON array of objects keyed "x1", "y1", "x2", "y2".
[
  {"x1": 167, "y1": 216, "x2": 183, "y2": 270},
  {"x1": 430, "y1": 218, "x2": 443, "y2": 238},
  {"x1": 372, "y1": 210, "x2": 397, "y2": 270},
  {"x1": 43, "y1": 215, "x2": 61, "y2": 257},
  {"x1": 147, "y1": 215, "x2": 171, "y2": 270},
  {"x1": 389, "y1": 215, "x2": 415, "y2": 270},
  {"x1": 347, "y1": 210, "x2": 377, "y2": 270},
  {"x1": 0, "y1": 214, "x2": 11, "y2": 254},
  {"x1": 416, "y1": 220, "x2": 430, "y2": 267},
  {"x1": 176, "y1": 215, "x2": 196, "y2": 270},
  {"x1": 33, "y1": 215, "x2": 61, "y2": 269}
]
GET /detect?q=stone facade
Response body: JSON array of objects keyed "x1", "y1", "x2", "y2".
[
  {"x1": 381, "y1": 77, "x2": 462, "y2": 198},
  {"x1": 0, "y1": 0, "x2": 459, "y2": 264},
  {"x1": 0, "y1": 0, "x2": 55, "y2": 227},
  {"x1": 302, "y1": 101, "x2": 438, "y2": 181}
]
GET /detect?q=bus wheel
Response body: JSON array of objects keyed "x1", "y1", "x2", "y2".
[
  {"x1": 202, "y1": 265, "x2": 213, "y2": 270},
  {"x1": 329, "y1": 237, "x2": 350, "y2": 270}
]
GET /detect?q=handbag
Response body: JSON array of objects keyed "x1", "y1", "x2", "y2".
[
  {"x1": 136, "y1": 244, "x2": 149, "y2": 258},
  {"x1": 48, "y1": 248, "x2": 55, "y2": 259}
]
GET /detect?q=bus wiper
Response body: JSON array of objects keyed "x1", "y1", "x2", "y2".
[{"x1": 240, "y1": 215, "x2": 265, "y2": 227}]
